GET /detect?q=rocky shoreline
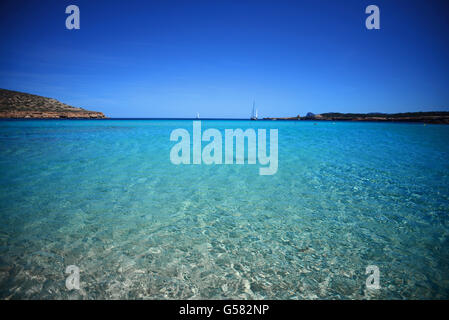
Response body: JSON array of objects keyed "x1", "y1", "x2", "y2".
[{"x1": 0, "y1": 89, "x2": 106, "y2": 119}]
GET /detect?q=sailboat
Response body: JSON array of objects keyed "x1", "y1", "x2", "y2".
[
  {"x1": 196, "y1": 112, "x2": 200, "y2": 119},
  {"x1": 250, "y1": 101, "x2": 258, "y2": 120}
]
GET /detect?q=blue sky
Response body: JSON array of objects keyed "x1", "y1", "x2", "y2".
[{"x1": 0, "y1": 0, "x2": 448, "y2": 118}]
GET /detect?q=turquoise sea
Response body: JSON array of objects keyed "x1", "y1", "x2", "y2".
[{"x1": 0, "y1": 119, "x2": 448, "y2": 299}]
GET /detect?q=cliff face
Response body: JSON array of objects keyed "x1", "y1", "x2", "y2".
[{"x1": 0, "y1": 89, "x2": 106, "y2": 119}]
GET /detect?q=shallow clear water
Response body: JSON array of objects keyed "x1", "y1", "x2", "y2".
[{"x1": 0, "y1": 119, "x2": 448, "y2": 299}]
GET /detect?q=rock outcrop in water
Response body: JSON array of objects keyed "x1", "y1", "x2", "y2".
[
  {"x1": 0, "y1": 89, "x2": 106, "y2": 119},
  {"x1": 263, "y1": 114, "x2": 301, "y2": 120}
]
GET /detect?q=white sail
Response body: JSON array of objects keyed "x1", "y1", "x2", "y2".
[{"x1": 251, "y1": 101, "x2": 257, "y2": 120}]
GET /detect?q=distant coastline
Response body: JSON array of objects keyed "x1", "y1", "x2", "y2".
[
  {"x1": 1, "y1": 88, "x2": 448, "y2": 123},
  {"x1": 263, "y1": 112, "x2": 449, "y2": 124}
]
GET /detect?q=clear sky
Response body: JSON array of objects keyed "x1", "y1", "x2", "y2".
[{"x1": 0, "y1": 0, "x2": 448, "y2": 118}]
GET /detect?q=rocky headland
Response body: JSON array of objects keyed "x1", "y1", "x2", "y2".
[{"x1": 0, "y1": 89, "x2": 106, "y2": 119}]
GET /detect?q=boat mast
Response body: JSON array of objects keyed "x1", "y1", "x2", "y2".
[{"x1": 252, "y1": 100, "x2": 256, "y2": 119}]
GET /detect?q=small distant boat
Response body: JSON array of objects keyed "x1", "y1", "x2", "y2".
[
  {"x1": 250, "y1": 101, "x2": 258, "y2": 120},
  {"x1": 196, "y1": 112, "x2": 200, "y2": 119}
]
